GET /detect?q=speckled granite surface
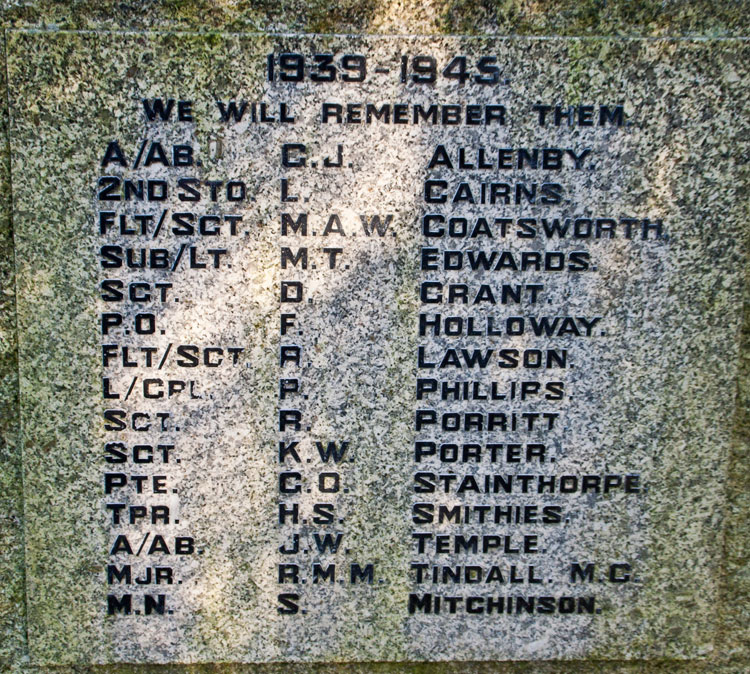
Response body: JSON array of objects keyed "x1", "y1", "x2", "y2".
[
  {"x1": 1, "y1": 0, "x2": 749, "y2": 35},
  {"x1": 0, "y1": 3, "x2": 748, "y2": 674}
]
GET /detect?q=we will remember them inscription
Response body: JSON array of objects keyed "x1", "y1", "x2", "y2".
[{"x1": 11, "y1": 35, "x2": 746, "y2": 663}]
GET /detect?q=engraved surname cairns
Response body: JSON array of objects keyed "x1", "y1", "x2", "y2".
[{"x1": 90, "y1": 40, "x2": 663, "y2": 628}]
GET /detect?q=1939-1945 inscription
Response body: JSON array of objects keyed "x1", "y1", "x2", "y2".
[{"x1": 8, "y1": 34, "x2": 748, "y2": 664}]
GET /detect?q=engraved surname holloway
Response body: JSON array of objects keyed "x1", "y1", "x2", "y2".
[{"x1": 417, "y1": 314, "x2": 602, "y2": 337}]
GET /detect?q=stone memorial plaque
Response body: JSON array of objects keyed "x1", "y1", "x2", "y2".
[{"x1": 7, "y1": 32, "x2": 748, "y2": 664}]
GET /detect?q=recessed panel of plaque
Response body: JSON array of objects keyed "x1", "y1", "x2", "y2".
[{"x1": 9, "y1": 32, "x2": 748, "y2": 663}]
